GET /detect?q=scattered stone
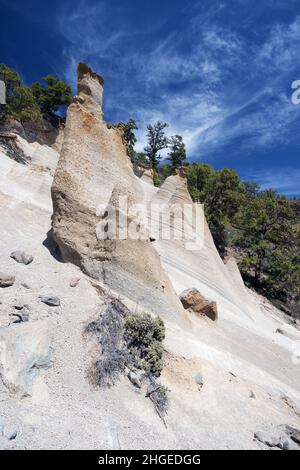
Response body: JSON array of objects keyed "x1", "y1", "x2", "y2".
[
  {"x1": 13, "y1": 303, "x2": 30, "y2": 311},
  {"x1": 254, "y1": 430, "x2": 281, "y2": 448},
  {"x1": 21, "y1": 282, "x2": 31, "y2": 289},
  {"x1": 179, "y1": 288, "x2": 218, "y2": 321},
  {"x1": 70, "y1": 277, "x2": 80, "y2": 288},
  {"x1": 278, "y1": 440, "x2": 290, "y2": 450},
  {"x1": 10, "y1": 251, "x2": 33, "y2": 265},
  {"x1": 9, "y1": 309, "x2": 30, "y2": 323},
  {"x1": 0, "y1": 273, "x2": 15, "y2": 288},
  {"x1": 254, "y1": 425, "x2": 300, "y2": 450},
  {"x1": 13, "y1": 304, "x2": 24, "y2": 311},
  {"x1": 127, "y1": 371, "x2": 142, "y2": 389},
  {"x1": 3, "y1": 426, "x2": 17, "y2": 440},
  {"x1": 291, "y1": 431, "x2": 300, "y2": 445},
  {"x1": 195, "y1": 371, "x2": 204, "y2": 389},
  {"x1": 39, "y1": 295, "x2": 60, "y2": 307},
  {"x1": 279, "y1": 438, "x2": 300, "y2": 450},
  {"x1": 275, "y1": 324, "x2": 300, "y2": 341}
]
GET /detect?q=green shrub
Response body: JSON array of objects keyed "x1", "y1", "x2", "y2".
[
  {"x1": 124, "y1": 313, "x2": 165, "y2": 374},
  {"x1": 87, "y1": 302, "x2": 166, "y2": 383},
  {"x1": 31, "y1": 75, "x2": 72, "y2": 114},
  {"x1": 0, "y1": 64, "x2": 71, "y2": 123},
  {"x1": 87, "y1": 301, "x2": 169, "y2": 420},
  {"x1": 0, "y1": 64, "x2": 41, "y2": 122},
  {"x1": 153, "y1": 169, "x2": 161, "y2": 187}
]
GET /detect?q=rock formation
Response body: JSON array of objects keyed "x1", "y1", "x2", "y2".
[
  {"x1": 0, "y1": 321, "x2": 51, "y2": 397},
  {"x1": 180, "y1": 288, "x2": 218, "y2": 321},
  {"x1": 141, "y1": 172, "x2": 258, "y2": 322},
  {"x1": 1, "y1": 62, "x2": 300, "y2": 451},
  {"x1": 51, "y1": 63, "x2": 183, "y2": 321},
  {"x1": 0, "y1": 115, "x2": 65, "y2": 152}
]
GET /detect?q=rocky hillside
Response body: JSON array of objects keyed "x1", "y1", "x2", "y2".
[{"x1": 0, "y1": 64, "x2": 300, "y2": 450}]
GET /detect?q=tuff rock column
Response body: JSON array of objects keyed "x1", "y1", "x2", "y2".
[{"x1": 51, "y1": 63, "x2": 183, "y2": 322}]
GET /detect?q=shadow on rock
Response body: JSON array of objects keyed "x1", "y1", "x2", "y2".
[{"x1": 43, "y1": 229, "x2": 63, "y2": 262}]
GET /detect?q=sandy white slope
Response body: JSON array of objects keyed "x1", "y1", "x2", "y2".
[{"x1": 0, "y1": 141, "x2": 299, "y2": 450}]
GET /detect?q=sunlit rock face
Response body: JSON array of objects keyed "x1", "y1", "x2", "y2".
[{"x1": 51, "y1": 63, "x2": 184, "y2": 322}]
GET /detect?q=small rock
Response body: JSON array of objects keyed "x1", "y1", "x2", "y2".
[
  {"x1": 0, "y1": 273, "x2": 15, "y2": 288},
  {"x1": 13, "y1": 303, "x2": 30, "y2": 311},
  {"x1": 249, "y1": 390, "x2": 256, "y2": 399},
  {"x1": 179, "y1": 288, "x2": 218, "y2": 321},
  {"x1": 39, "y1": 295, "x2": 61, "y2": 307},
  {"x1": 3, "y1": 426, "x2": 17, "y2": 440},
  {"x1": 21, "y1": 282, "x2": 31, "y2": 289},
  {"x1": 127, "y1": 371, "x2": 142, "y2": 389},
  {"x1": 195, "y1": 371, "x2": 204, "y2": 388},
  {"x1": 291, "y1": 431, "x2": 300, "y2": 445},
  {"x1": 10, "y1": 251, "x2": 34, "y2": 265},
  {"x1": 70, "y1": 277, "x2": 80, "y2": 288},
  {"x1": 284, "y1": 424, "x2": 299, "y2": 436},
  {"x1": 9, "y1": 309, "x2": 30, "y2": 323},
  {"x1": 254, "y1": 425, "x2": 300, "y2": 450},
  {"x1": 279, "y1": 440, "x2": 290, "y2": 450},
  {"x1": 254, "y1": 430, "x2": 280, "y2": 448},
  {"x1": 13, "y1": 304, "x2": 24, "y2": 311},
  {"x1": 280, "y1": 438, "x2": 300, "y2": 450}
]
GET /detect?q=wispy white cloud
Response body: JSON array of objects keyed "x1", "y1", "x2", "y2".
[
  {"x1": 244, "y1": 167, "x2": 300, "y2": 196},
  {"x1": 56, "y1": 1, "x2": 300, "y2": 169}
]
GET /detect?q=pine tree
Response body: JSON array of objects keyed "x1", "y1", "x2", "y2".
[
  {"x1": 144, "y1": 121, "x2": 169, "y2": 171},
  {"x1": 167, "y1": 135, "x2": 186, "y2": 172}
]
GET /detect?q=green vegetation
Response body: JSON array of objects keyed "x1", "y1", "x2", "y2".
[
  {"x1": 187, "y1": 163, "x2": 245, "y2": 254},
  {"x1": 152, "y1": 168, "x2": 161, "y2": 187},
  {"x1": 167, "y1": 134, "x2": 186, "y2": 173},
  {"x1": 87, "y1": 300, "x2": 166, "y2": 379},
  {"x1": 124, "y1": 313, "x2": 165, "y2": 375},
  {"x1": 121, "y1": 118, "x2": 138, "y2": 159},
  {"x1": 185, "y1": 163, "x2": 300, "y2": 316},
  {"x1": 0, "y1": 64, "x2": 71, "y2": 123},
  {"x1": 0, "y1": 64, "x2": 41, "y2": 122},
  {"x1": 233, "y1": 190, "x2": 300, "y2": 310},
  {"x1": 144, "y1": 121, "x2": 169, "y2": 171},
  {"x1": 87, "y1": 300, "x2": 168, "y2": 419},
  {"x1": 121, "y1": 118, "x2": 299, "y2": 316},
  {"x1": 122, "y1": 118, "x2": 186, "y2": 186},
  {"x1": 31, "y1": 75, "x2": 72, "y2": 114}
]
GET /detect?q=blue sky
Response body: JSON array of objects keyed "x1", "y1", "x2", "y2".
[{"x1": 1, "y1": 0, "x2": 300, "y2": 196}]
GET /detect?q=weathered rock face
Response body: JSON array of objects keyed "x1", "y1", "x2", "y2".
[
  {"x1": 180, "y1": 288, "x2": 218, "y2": 321},
  {"x1": 51, "y1": 63, "x2": 183, "y2": 321},
  {"x1": 0, "y1": 321, "x2": 51, "y2": 397},
  {"x1": 0, "y1": 115, "x2": 64, "y2": 152}
]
